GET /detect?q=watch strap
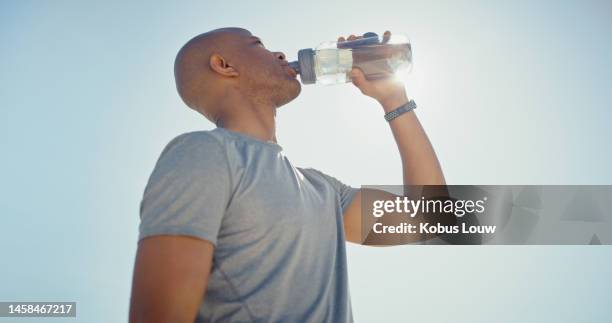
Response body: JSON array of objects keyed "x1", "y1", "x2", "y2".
[{"x1": 384, "y1": 99, "x2": 417, "y2": 122}]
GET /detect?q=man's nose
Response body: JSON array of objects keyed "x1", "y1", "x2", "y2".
[{"x1": 274, "y1": 51, "x2": 286, "y2": 61}]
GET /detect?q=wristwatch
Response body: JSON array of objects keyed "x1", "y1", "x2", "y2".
[{"x1": 384, "y1": 99, "x2": 417, "y2": 122}]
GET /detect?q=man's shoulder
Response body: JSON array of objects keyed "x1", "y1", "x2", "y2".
[
  {"x1": 150, "y1": 130, "x2": 230, "y2": 169},
  {"x1": 168, "y1": 129, "x2": 223, "y2": 147},
  {"x1": 298, "y1": 167, "x2": 354, "y2": 195},
  {"x1": 161, "y1": 129, "x2": 224, "y2": 154},
  {"x1": 297, "y1": 167, "x2": 320, "y2": 177},
  {"x1": 298, "y1": 167, "x2": 332, "y2": 180},
  {"x1": 297, "y1": 167, "x2": 335, "y2": 186}
]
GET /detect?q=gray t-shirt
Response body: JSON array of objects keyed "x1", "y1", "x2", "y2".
[{"x1": 138, "y1": 127, "x2": 359, "y2": 323}]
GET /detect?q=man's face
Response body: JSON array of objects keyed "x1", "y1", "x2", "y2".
[{"x1": 231, "y1": 30, "x2": 301, "y2": 107}]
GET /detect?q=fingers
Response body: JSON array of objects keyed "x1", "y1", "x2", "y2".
[
  {"x1": 349, "y1": 67, "x2": 366, "y2": 86},
  {"x1": 338, "y1": 31, "x2": 391, "y2": 43},
  {"x1": 350, "y1": 68, "x2": 374, "y2": 94},
  {"x1": 338, "y1": 34, "x2": 363, "y2": 42},
  {"x1": 382, "y1": 30, "x2": 391, "y2": 43}
]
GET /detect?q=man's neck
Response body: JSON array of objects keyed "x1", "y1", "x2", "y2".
[{"x1": 215, "y1": 91, "x2": 278, "y2": 144}]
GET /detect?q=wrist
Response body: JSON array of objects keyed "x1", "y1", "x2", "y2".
[{"x1": 378, "y1": 93, "x2": 410, "y2": 112}]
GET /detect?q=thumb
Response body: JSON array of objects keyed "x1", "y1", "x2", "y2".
[{"x1": 350, "y1": 68, "x2": 368, "y2": 89}]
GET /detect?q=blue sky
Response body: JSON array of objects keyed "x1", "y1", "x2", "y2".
[{"x1": 2, "y1": 0, "x2": 612, "y2": 322}]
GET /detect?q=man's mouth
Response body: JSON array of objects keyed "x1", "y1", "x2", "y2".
[{"x1": 282, "y1": 64, "x2": 297, "y2": 78}]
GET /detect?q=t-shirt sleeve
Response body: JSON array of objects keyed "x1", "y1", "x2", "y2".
[
  {"x1": 303, "y1": 167, "x2": 360, "y2": 213},
  {"x1": 138, "y1": 132, "x2": 231, "y2": 246}
]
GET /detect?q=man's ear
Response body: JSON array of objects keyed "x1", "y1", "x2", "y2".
[{"x1": 209, "y1": 54, "x2": 239, "y2": 77}]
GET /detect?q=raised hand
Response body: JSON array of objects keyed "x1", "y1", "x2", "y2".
[{"x1": 337, "y1": 30, "x2": 408, "y2": 111}]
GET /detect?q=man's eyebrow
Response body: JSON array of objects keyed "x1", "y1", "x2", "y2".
[{"x1": 249, "y1": 36, "x2": 263, "y2": 42}]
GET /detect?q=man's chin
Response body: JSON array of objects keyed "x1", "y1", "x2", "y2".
[
  {"x1": 276, "y1": 81, "x2": 301, "y2": 108},
  {"x1": 288, "y1": 81, "x2": 302, "y2": 101},
  {"x1": 290, "y1": 79, "x2": 301, "y2": 96}
]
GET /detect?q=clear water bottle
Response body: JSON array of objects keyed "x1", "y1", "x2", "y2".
[{"x1": 288, "y1": 32, "x2": 412, "y2": 85}]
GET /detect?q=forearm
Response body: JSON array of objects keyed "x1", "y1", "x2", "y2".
[
  {"x1": 343, "y1": 35, "x2": 446, "y2": 186},
  {"x1": 380, "y1": 97, "x2": 446, "y2": 186}
]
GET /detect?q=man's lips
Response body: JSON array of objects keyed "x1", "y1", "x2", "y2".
[{"x1": 282, "y1": 64, "x2": 297, "y2": 78}]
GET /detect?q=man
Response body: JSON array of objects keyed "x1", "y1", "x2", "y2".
[{"x1": 129, "y1": 27, "x2": 445, "y2": 323}]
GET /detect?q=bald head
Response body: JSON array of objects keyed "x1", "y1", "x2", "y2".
[
  {"x1": 174, "y1": 28, "x2": 248, "y2": 122},
  {"x1": 174, "y1": 27, "x2": 301, "y2": 124}
]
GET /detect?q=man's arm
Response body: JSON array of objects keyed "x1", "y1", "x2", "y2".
[
  {"x1": 129, "y1": 235, "x2": 214, "y2": 323},
  {"x1": 341, "y1": 32, "x2": 446, "y2": 244}
]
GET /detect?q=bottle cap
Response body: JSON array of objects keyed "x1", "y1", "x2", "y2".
[{"x1": 296, "y1": 48, "x2": 316, "y2": 84}]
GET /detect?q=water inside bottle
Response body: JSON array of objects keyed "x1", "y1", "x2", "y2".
[
  {"x1": 351, "y1": 43, "x2": 412, "y2": 80},
  {"x1": 314, "y1": 48, "x2": 353, "y2": 85},
  {"x1": 313, "y1": 43, "x2": 411, "y2": 84}
]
